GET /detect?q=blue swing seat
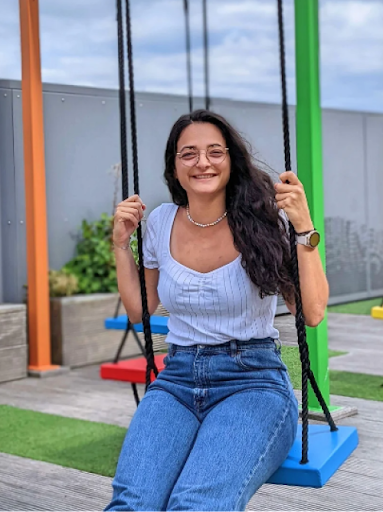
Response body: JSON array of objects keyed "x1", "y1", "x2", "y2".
[
  {"x1": 267, "y1": 424, "x2": 358, "y2": 487},
  {"x1": 105, "y1": 314, "x2": 169, "y2": 334}
]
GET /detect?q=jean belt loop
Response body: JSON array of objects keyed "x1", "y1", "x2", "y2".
[
  {"x1": 230, "y1": 339, "x2": 237, "y2": 358},
  {"x1": 275, "y1": 338, "x2": 282, "y2": 351}
]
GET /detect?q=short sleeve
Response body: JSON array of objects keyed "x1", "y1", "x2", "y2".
[{"x1": 142, "y1": 207, "x2": 160, "y2": 269}]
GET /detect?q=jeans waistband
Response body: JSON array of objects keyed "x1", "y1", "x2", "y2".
[{"x1": 168, "y1": 338, "x2": 280, "y2": 357}]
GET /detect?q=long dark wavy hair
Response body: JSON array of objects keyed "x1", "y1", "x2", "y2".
[{"x1": 164, "y1": 109, "x2": 295, "y2": 302}]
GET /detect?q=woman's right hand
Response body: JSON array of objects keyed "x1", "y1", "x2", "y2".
[{"x1": 113, "y1": 194, "x2": 146, "y2": 246}]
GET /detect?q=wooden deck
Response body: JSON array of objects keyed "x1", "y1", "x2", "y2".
[
  {"x1": 0, "y1": 391, "x2": 382, "y2": 511},
  {"x1": 0, "y1": 312, "x2": 382, "y2": 510}
]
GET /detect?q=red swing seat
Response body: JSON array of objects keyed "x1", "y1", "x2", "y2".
[
  {"x1": 100, "y1": 314, "x2": 169, "y2": 384},
  {"x1": 100, "y1": 353, "x2": 167, "y2": 383}
]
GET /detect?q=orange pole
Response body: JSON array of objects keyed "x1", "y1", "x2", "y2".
[{"x1": 19, "y1": 0, "x2": 58, "y2": 372}]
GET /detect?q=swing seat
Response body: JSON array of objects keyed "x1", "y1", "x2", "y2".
[
  {"x1": 105, "y1": 314, "x2": 169, "y2": 334},
  {"x1": 267, "y1": 424, "x2": 358, "y2": 487},
  {"x1": 100, "y1": 353, "x2": 167, "y2": 383},
  {"x1": 100, "y1": 315, "x2": 169, "y2": 383},
  {"x1": 371, "y1": 306, "x2": 383, "y2": 319}
]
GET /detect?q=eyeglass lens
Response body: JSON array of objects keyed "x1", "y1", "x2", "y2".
[{"x1": 179, "y1": 148, "x2": 227, "y2": 166}]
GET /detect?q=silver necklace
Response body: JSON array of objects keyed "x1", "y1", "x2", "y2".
[{"x1": 186, "y1": 205, "x2": 227, "y2": 228}]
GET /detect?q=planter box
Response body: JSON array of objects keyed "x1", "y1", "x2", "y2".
[
  {"x1": 0, "y1": 304, "x2": 28, "y2": 383},
  {"x1": 50, "y1": 293, "x2": 168, "y2": 368}
]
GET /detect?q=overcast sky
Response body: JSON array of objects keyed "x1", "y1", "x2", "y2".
[{"x1": 1, "y1": 0, "x2": 382, "y2": 112}]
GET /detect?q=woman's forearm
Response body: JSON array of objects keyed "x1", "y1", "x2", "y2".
[
  {"x1": 296, "y1": 244, "x2": 329, "y2": 327},
  {"x1": 114, "y1": 247, "x2": 143, "y2": 323}
]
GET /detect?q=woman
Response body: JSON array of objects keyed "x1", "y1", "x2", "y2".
[{"x1": 105, "y1": 110, "x2": 329, "y2": 511}]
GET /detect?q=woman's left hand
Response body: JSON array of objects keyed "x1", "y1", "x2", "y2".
[{"x1": 274, "y1": 171, "x2": 314, "y2": 233}]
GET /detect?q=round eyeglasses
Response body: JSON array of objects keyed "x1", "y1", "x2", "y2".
[{"x1": 176, "y1": 147, "x2": 229, "y2": 167}]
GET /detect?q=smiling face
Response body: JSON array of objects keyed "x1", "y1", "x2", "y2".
[{"x1": 174, "y1": 122, "x2": 231, "y2": 200}]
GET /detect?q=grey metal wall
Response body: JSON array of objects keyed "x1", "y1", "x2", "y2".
[
  {"x1": 0, "y1": 80, "x2": 382, "y2": 305},
  {"x1": 322, "y1": 110, "x2": 383, "y2": 302}
]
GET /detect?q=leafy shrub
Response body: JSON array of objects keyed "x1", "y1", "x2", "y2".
[
  {"x1": 63, "y1": 213, "x2": 117, "y2": 294},
  {"x1": 62, "y1": 213, "x2": 139, "y2": 295},
  {"x1": 130, "y1": 232, "x2": 138, "y2": 265}
]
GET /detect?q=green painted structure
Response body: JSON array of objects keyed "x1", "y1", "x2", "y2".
[{"x1": 294, "y1": 0, "x2": 330, "y2": 410}]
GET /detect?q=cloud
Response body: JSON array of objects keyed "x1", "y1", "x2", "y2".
[
  {"x1": 0, "y1": 0, "x2": 382, "y2": 113},
  {"x1": 319, "y1": 0, "x2": 383, "y2": 111}
]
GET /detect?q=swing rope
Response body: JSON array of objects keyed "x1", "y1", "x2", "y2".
[
  {"x1": 202, "y1": 0, "x2": 210, "y2": 110},
  {"x1": 116, "y1": 0, "x2": 338, "y2": 450},
  {"x1": 112, "y1": 0, "x2": 129, "y2": 326},
  {"x1": 121, "y1": 0, "x2": 159, "y2": 391},
  {"x1": 116, "y1": 0, "x2": 129, "y2": 201},
  {"x1": 276, "y1": 0, "x2": 337, "y2": 465},
  {"x1": 183, "y1": 0, "x2": 193, "y2": 112}
]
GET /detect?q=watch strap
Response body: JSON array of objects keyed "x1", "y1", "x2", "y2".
[{"x1": 296, "y1": 228, "x2": 315, "y2": 235}]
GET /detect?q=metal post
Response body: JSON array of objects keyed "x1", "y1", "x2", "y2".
[
  {"x1": 294, "y1": 0, "x2": 330, "y2": 410},
  {"x1": 183, "y1": 0, "x2": 193, "y2": 112},
  {"x1": 19, "y1": 0, "x2": 58, "y2": 373},
  {"x1": 202, "y1": 0, "x2": 210, "y2": 110}
]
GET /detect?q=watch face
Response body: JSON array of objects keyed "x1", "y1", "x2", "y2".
[{"x1": 309, "y1": 232, "x2": 320, "y2": 247}]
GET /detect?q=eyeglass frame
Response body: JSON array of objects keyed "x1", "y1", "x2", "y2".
[{"x1": 176, "y1": 146, "x2": 229, "y2": 167}]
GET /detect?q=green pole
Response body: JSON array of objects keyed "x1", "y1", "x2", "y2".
[{"x1": 294, "y1": 0, "x2": 331, "y2": 410}]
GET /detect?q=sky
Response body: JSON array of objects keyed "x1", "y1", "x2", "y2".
[{"x1": 0, "y1": 0, "x2": 382, "y2": 113}]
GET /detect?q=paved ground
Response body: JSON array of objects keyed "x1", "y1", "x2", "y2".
[
  {"x1": 327, "y1": 313, "x2": 383, "y2": 376},
  {"x1": 275, "y1": 312, "x2": 383, "y2": 376}
]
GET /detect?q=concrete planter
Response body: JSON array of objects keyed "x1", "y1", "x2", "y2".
[
  {"x1": 50, "y1": 293, "x2": 168, "y2": 368},
  {"x1": 0, "y1": 304, "x2": 28, "y2": 383}
]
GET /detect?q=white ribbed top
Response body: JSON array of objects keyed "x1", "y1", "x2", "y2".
[{"x1": 143, "y1": 203, "x2": 279, "y2": 346}]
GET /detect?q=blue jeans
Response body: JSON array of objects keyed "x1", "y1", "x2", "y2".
[{"x1": 105, "y1": 338, "x2": 298, "y2": 511}]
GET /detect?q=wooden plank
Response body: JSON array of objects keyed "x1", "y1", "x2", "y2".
[
  {"x1": 1, "y1": 450, "x2": 383, "y2": 512},
  {"x1": 0, "y1": 453, "x2": 111, "y2": 511}
]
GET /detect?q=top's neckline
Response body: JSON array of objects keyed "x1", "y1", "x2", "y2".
[{"x1": 167, "y1": 204, "x2": 241, "y2": 277}]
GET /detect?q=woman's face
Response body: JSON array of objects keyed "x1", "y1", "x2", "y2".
[{"x1": 175, "y1": 122, "x2": 231, "y2": 200}]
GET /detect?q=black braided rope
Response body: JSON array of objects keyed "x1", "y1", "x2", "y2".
[
  {"x1": 117, "y1": 0, "x2": 129, "y2": 201},
  {"x1": 276, "y1": 0, "x2": 337, "y2": 464},
  {"x1": 202, "y1": 0, "x2": 210, "y2": 110},
  {"x1": 124, "y1": 0, "x2": 158, "y2": 391},
  {"x1": 183, "y1": 0, "x2": 193, "y2": 112}
]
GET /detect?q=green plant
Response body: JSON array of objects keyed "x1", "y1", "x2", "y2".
[
  {"x1": 62, "y1": 213, "x2": 139, "y2": 294},
  {"x1": 63, "y1": 213, "x2": 117, "y2": 294},
  {"x1": 130, "y1": 232, "x2": 138, "y2": 264},
  {"x1": 48, "y1": 269, "x2": 79, "y2": 297}
]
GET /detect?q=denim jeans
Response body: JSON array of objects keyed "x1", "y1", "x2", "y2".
[{"x1": 104, "y1": 338, "x2": 298, "y2": 511}]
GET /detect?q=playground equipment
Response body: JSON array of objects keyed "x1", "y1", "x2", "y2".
[{"x1": 99, "y1": 0, "x2": 358, "y2": 488}]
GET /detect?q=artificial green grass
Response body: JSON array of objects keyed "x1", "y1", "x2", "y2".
[
  {"x1": 0, "y1": 405, "x2": 125, "y2": 477},
  {"x1": 280, "y1": 346, "x2": 345, "y2": 390},
  {"x1": 329, "y1": 370, "x2": 383, "y2": 402},
  {"x1": 281, "y1": 346, "x2": 302, "y2": 389},
  {"x1": 328, "y1": 297, "x2": 382, "y2": 315},
  {"x1": 281, "y1": 346, "x2": 383, "y2": 402}
]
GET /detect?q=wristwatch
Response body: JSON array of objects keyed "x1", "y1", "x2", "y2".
[{"x1": 296, "y1": 229, "x2": 320, "y2": 248}]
